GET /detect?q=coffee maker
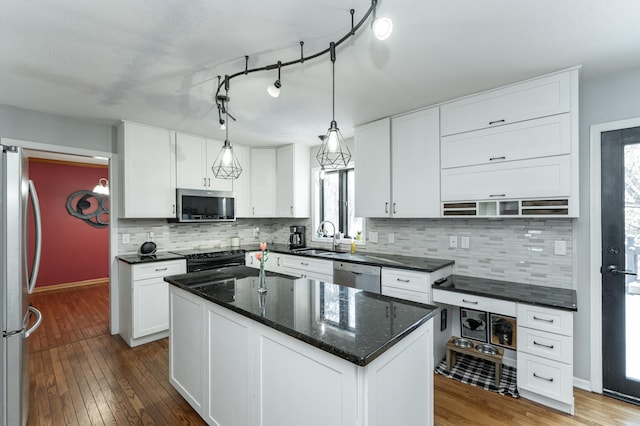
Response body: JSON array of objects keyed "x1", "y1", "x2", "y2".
[{"x1": 289, "y1": 226, "x2": 306, "y2": 249}]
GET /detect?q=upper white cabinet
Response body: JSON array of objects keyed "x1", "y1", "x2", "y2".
[
  {"x1": 355, "y1": 107, "x2": 440, "y2": 218},
  {"x1": 175, "y1": 132, "x2": 233, "y2": 192},
  {"x1": 277, "y1": 144, "x2": 310, "y2": 218},
  {"x1": 440, "y1": 71, "x2": 571, "y2": 136},
  {"x1": 117, "y1": 121, "x2": 177, "y2": 218},
  {"x1": 354, "y1": 118, "x2": 391, "y2": 218},
  {"x1": 440, "y1": 68, "x2": 579, "y2": 218},
  {"x1": 249, "y1": 148, "x2": 277, "y2": 217},
  {"x1": 232, "y1": 144, "x2": 252, "y2": 218}
]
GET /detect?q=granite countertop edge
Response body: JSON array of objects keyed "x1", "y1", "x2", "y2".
[
  {"x1": 117, "y1": 252, "x2": 187, "y2": 264},
  {"x1": 432, "y1": 274, "x2": 578, "y2": 312},
  {"x1": 165, "y1": 275, "x2": 439, "y2": 367}
]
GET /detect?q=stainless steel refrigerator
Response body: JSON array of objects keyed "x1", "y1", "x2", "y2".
[{"x1": 1, "y1": 145, "x2": 43, "y2": 426}]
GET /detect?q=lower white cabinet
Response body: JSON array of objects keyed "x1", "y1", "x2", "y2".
[
  {"x1": 381, "y1": 266, "x2": 452, "y2": 304},
  {"x1": 516, "y1": 304, "x2": 574, "y2": 414},
  {"x1": 169, "y1": 285, "x2": 435, "y2": 426},
  {"x1": 279, "y1": 254, "x2": 333, "y2": 282},
  {"x1": 118, "y1": 259, "x2": 186, "y2": 347}
]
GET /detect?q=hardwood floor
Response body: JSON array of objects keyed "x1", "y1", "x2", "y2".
[{"x1": 27, "y1": 283, "x2": 640, "y2": 425}]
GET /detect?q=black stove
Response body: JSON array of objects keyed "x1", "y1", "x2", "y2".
[{"x1": 171, "y1": 249, "x2": 246, "y2": 272}]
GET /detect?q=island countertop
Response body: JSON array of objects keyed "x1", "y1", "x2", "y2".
[{"x1": 165, "y1": 266, "x2": 439, "y2": 366}]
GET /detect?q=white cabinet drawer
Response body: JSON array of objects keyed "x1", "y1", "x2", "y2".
[
  {"x1": 281, "y1": 255, "x2": 333, "y2": 276},
  {"x1": 441, "y1": 114, "x2": 571, "y2": 169},
  {"x1": 517, "y1": 326, "x2": 573, "y2": 364},
  {"x1": 440, "y1": 71, "x2": 571, "y2": 136},
  {"x1": 517, "y1": 352, "x2": 573, "y2": 405},
  {"x1": 517, "y1": 304, "x2": 573, "y2": 336},
  {"x1": 441, "y1": 156, "x2": 571, "y2": 202},
  {"x1": 381, "y1": 268, "x2": 430, "y2": 293},
  {"x1": 432, "y1": 289, "x2": 516, "y2": 316},
  {"x1": 382, "y1": 286, "x2": 430, "y2": 304},
  {"x1": 132, "y1": 260, "x2": 186, "y2": 280}
]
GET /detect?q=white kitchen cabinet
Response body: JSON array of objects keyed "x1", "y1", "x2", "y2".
[
  {"x1": 355, "y1": 108, "x2": 440, "y2": 218},
  {"x1": 175, "y1": 132, "x2": 233, "y2": 191},
  {"x1": 517, "y1": 304, "x2": 574, "y2": 414},
  {"x1": 440, "y1": 70, "x2": 572, "y2": 136},
  {"x1": 245, "y1": 250, "x2": 286, "y2": 274},
  {"x1": 277, "y1": 144, "x2": 310, "y2": 218},
  {"x1": 118, "y1": 259, "x2": 186, "y2": 347},
  {"x1": 354, "y1": 117, "x2": 391, "y2": 217},
  {"x1": 441, "y1": 156, "x2": 571, "y2": 202},
  {"x1": 280, "y1": 254, "x2": 333, "y2": 282},
  {"x1": 432, "y1": 289, "x2": 517, "y2": 317},
  {"x1": 117, "y1": 121, "x2": 177, "y2": 218},
  {"x1": 250, "y1": 148, "x2": 277, "y2": 217},
  {"x1": 169, "y1": 283, "x2": 206, "y2": 417},
  {"x1": 381, "y1": 266, "x2": 451, "y2": 305},
  {"x1": 441, "y1": 113, "x2": 571, "y2": 169},
  {"x1": 232, "y1": 144, "x2": 252, "y2": 218},
  {"x1": 206, "y1": 300, "x2": 254, "y2": 426}
]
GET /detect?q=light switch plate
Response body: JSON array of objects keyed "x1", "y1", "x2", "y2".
[
  {"x1": 554, "y1": 240, "x2": 567, "y2": 256},
  {"x1": 388, "y1": 233, "x2": 395, "y2": 244},
  {"x1": 122, "y1": 233, "x2": 130, "y2": 244},
  {"x1": 461, "y1": 236, "x2": 470, "y2": 249},
  {"x1": 369, "y1": 231, "x2": 378, "y2": 243}
]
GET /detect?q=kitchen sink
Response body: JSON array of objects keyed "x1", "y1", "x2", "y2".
[{"x1": 291, "y1": 248, "x2": 336, "y2": 256}]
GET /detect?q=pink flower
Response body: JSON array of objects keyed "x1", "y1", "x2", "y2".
[
  {"x1": 255, "y1": 252, "x2": 262, "y2": 261},
  {"x1": 260, "y1": 242, "x2": 267, "y2": 251}
]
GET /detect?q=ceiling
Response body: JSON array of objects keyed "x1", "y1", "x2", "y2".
[{"x1": 2, "y1": 1, "x2": 640, "y2": 148}]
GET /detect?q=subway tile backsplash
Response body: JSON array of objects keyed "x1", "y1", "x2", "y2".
[{"x1": 117, "y1": 217, "x2": 574, "y2": 289}]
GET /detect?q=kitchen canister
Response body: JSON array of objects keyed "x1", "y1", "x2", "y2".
[{"x1": 230, "y1": 237, "x2": 240, "y2": 248}]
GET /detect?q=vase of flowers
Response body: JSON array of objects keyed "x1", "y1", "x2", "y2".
[{"x1": 255, "y1": 242, "x2": 269, "y2": 293}]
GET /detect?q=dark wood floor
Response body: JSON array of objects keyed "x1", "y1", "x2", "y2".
[{"x1": 27, "y1": 283, "x2": 640, "y2": 425}]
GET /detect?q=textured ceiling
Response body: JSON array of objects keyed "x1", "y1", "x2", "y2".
[{"x1": 1, "y1": 0, "x2": 640, "y2": 147}]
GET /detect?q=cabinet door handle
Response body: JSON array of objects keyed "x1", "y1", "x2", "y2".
[
  {"x1": 462, "y1": 299, "x2": 478, "y2": 304},
  {"x1": 533, "y1": 372, "x2": 554, "y2": 382},
  {"x1": 208, "y1": 178, "x2": 211, "y2": 187},
  {"x1": 393, "y1": 203, "x2": 397, "y2": 214},
  {"x1": 385, "y1": 306, "x2": 390, "y2": 318},
  {"x1": 489, "y1": 156, "x2": 506, "y2": 161},
  {"x1": 533, "y1": 340, "x2": 555, "y2": 349},
  {"x1": 300, "y1": 262, "x2": 309, "y2": 266},
  {"x1": 385, "y1": 202, "x2": 389, "y2": 213},
  {"x1": 252, "y1": 207, "x2": 255, "y2": 215},
  {"x1": 172, "y1": 204, "x2": 176, "y2": 214},
  {"x1": 489, "y1": 119, "x2": 506, "y2": 126},
  {"x1": 290, "y1": 206, "x2": 293, "y2": 215},
  {"x1": 277, "y1": 258, "x2": 280, "y2": 267},
  {"x1": 489, "y1": 194, "x2": 506, "y2": 198},
  {"x1": 155, "y1": 267, "x2": 168, "y2": 272},
  {"x1": 393, "y1": 306, "x2": 397, "y2": 318},
  {"x1": 533, "y1": 315, "x2": 554, "y2": 323},
  {"x1": 203, "y1": 177, "x2": 207, "y2": 186},
  {"x1": 397, "y1": 278, "x2": 410, "y2": 283}
]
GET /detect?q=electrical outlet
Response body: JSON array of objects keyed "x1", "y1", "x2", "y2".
[
  {"x1": 122, "y1": 233, "x2": 130, "y2": 244},
  {"x1": 369, "y1": 231, "x2": 378, "y2": 243},
  {"x1": 253, "y1": 227, "x2": 260, "y2": 237},
  {"x1": 449, "y1": 235, "x2": 457, "y2": 248},
  {"x1": 388, "y1": 233, "x2": 395, "y2": 244},
  {"x1": 461, "y1": 236, "x2": 470, "y2": 249},
  {"x1": 148, "y1": 231, "x2": 154, "y2": 241}
]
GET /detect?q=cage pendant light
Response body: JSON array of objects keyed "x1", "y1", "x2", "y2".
[
  {"x1": 212, "y1": 111, "x2": 243, "y2": 179},
  {"x1": 316, "y1": 42, "x2": 351, "y2": 169}
]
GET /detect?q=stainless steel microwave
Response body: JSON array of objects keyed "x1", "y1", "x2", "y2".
[{"x1": 175, "y1": 189, "x2": 235, "y2": 222}]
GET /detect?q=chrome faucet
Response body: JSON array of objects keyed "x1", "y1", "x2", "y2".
[{"x1": 317, "y1": 220, "x2": 338, "y2": 251}]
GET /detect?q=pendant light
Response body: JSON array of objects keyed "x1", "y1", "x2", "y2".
[
  {"x1": 316, "y1": 42, "x2": 351, "y2": 169},
  {"x1": 212, "y1": 78, "x2": 242, "y2": 179}
]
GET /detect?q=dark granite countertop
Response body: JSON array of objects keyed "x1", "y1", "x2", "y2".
[
  {"x1": 165, "y1": 266, "x2": 439, "y2": 366},
  {"x1": 117, "y1": 252, "x2": 186, "y2": 264},
  {"x1": 432, "y1": 274, "x2": 577, "y2": 312},
  {"x1": 240, "y1": 243, "x2": 455, "y2": 273}
]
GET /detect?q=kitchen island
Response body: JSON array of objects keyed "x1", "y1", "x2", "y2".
[{"x1": 165, "y1": 266, "x2": 439, "y2": 426}]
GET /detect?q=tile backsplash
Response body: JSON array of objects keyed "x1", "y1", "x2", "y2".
[{"x1": 117, "y1": 217, "x2": 574, "y2": 289}]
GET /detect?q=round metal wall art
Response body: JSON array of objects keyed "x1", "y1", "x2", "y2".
[{"x1": 66, "y1": 190, "x2": 109, "y2": 228}]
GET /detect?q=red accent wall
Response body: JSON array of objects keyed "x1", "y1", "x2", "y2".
[{"x1": 28, "y1": 159, "x2": 109, "y2": 288}]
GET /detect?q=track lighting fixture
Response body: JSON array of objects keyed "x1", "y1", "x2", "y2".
[
  {"x1": 372, "y1": 16, "x2": 393, "y2": 40},
  {"x1": 267, "y1": 61, "x2": 282, "y2": 98},
  {"x1": 212, "y1": 84, "x2": 242, "y2": 179}
]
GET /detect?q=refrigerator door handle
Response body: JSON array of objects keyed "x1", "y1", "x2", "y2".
[
  {"x1": 24, "y1": 306, "x2": 42, "y2": 338},
  {"x1": 28, "y1": 179, "x2": 42, "y2": 294}
]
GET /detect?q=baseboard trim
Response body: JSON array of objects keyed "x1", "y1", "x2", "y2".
[
  {"x1": 574, "y1": 377, "x2": 592, "y2": 392},
  {"x1": 33, "y1": 277, "x2": 109, "y2": 293}
]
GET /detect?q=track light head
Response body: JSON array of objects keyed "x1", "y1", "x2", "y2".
[
  {"x1": 267, "y1": 80, "x2": 281, "y2": 98},
  {"x1": 372, "y1": 16, "x2": 393, "y2": 40}
]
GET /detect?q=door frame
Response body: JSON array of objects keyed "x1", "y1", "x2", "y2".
[
  {"x1": 0, "y1": 137, "x2": 120, "y2": 334},
  {"x1": 589, "y1": 117, "x2": 640, "y2": 394}
]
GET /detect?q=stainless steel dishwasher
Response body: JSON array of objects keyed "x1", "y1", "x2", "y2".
[{"x1": 332, "y1": 261, "x2": 381, "y2": 293}]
